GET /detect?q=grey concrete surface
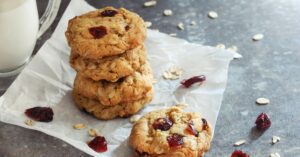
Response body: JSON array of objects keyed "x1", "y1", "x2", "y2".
[{"x1": 1, "y1": 0, "x2": 300, "y2": 156}]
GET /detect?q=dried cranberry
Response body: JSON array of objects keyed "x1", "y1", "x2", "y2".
[
  {"x1": 231, "y1": 150, "x2": 249, "y2": 157},
  {"x1": 136, "y1": 150, "x2": 149, "y2": 157},
  {"x1": 101, "y1": 10, "x2": 118, "y2": 17},
  {"x1": 255, "y1": 112, "x2": 271, "y2": 131},
  {"x1": 186, "y1": 121, "x2": 199, "y2": 137},
  {"x1": 89, "y1": 26, "x2": 107, "y2": 39},
  {"x1": 180, "y1": 75, "x2": 206, "y2": 88},
  {"x1": 152, "y1": 117, "x2": 173, "y2": 131},
  {"x1": 202, "y1": 118, "x2": 209, "y2": 130},
  {"x1": 167, "y1": 134, "x2": 184, "y2": 148},
  {"x1": 125, "y1": 25, "x2": 130, "y2": 31},
  {"x1": 88, "y1": 136, "x2": 108, "y2": 153},
  {"x1": 25, "y1": 107, "x2": 53, "y2": 122}
]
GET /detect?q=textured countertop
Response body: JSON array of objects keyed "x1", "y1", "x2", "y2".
[{"x1": 1, "y1": 0, "x2": 300, "y2": 156}]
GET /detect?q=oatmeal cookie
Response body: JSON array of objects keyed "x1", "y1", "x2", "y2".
[
  {"x1": 70, "y1": 45, "x2": 146, "y2": 82},
  {"x1": 72, "y1": 88, "x2": 153, "y2": 120},
  {"x1": 65, "y1": 6, "x2": 147, "y2": 59},
  {"x1": 129, "y1": 107, "x2": 212, "y2": 157},
  {"x1": 73, "y1": 62, "x2": 153, "y2": 106}
]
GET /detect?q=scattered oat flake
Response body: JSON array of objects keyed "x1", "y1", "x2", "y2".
[
  {"x1": 270, "y1": 153, "x2": 280, "y2": 157},
  {"x1": 169, "y1": 33, "x2": 177, "y2": 37},
  {"x1": 177, "y1": 22, "x2": 184, "y2": 30},
  {"x1": 253, "y1": 34, "x2": 264, "y2": 41},
  {"x1": 190, "y1": 21, "x2": 196, "y2": 25},
  {"x1": 208, "y1": 11, "x2": 218, "y2": 19},
  {"x1": 25, "y1": 119, "x2": 34, "y2": 126},
  {"x1": 163, "y1": 66, "x2": 183, "y2": 80},
  {"x1": 227, "y1": 45, "x2": 238, "y2": 52},
  {"x1": 175, "y1": 103, "x2": 188, "y2": 108},
  {"x1": 73, "y1": 123, "x2": 86, "y2": 130},
  {"x1": 129, "y1": 115, "x2": 142, "y2": 123},
  {"x1": 272, "y1": 136, "x2": 280, "y2": 144},
  {"x1": 144, "y1": 1, "x2": 157, "y2": 7},
  {"x1": 256, "y1": 97, "x2": 270, "y2": 105},
  {"x1": 145, "y1": 21, "x2": 152, "y2": 28},
  {"x1": 234, "y1": 139, "x2": 246, "y2": 146},
  {"x1": 88, "y1": 128, "x2": 98, "y2": 137},
  {"x1": 163, "y1": 9, "x2": 173, "y2": 16},
  {"x1": 216, "y1": 44, "x2": 226, "y2": 49}
]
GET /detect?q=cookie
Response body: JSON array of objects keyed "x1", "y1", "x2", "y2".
[
  {"x1": 70, "y1": 44, "x2": 146, "y2": 82},
  {"x1": 72, "y1": 88, "x2": 153, "y2": 120},
  {"x1": 129, "y1": 107, "x2": 212, "y2": 157},
  {"x1": 73, "y1": 61, "x2": 153, "y2": 106},
  {"x1": 65, "y1": 6, "x2": 147, "y2": 59}
]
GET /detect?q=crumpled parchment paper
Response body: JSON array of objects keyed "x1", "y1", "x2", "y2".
[{"x1": 0, "y1": 0, "x2": 235, "y2": 156}]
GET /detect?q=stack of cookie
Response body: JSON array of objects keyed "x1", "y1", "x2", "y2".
[{"x1": 65, "y1": 7, "x2": 153, "y2": 120}]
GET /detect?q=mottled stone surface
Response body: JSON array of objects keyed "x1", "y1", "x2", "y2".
[{"x1": 1, "y1": 0, "x2": 300, "y2": 156}]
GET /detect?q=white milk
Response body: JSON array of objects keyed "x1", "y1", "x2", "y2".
[{"x1": 0, "y1": 0, "x2": 39, "y2": 72}]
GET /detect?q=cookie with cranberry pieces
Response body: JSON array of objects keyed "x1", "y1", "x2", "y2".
[
  {"x1": 65, "y1": 6, "x2": 147, "y2": 59},
  {"x1": 129, "y1": 107, "x2": 212, "y2": 157},
  {"x1": 70, "y1": 45, "x2": 147, "y2": 82}
]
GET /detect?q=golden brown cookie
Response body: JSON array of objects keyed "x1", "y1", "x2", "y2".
[
  {"x1": 70, "y1": 45, "x2": 146, "y2": 82},
  {"x1": 73, "y1": 62, "x2": 153, "y2": 106},
  {"x1": 72, "y1": 88, "x2": 153, "y2": 120},
  {"x1": 65, "y1": 6, "x2": 147, "y2": 59},
  {"x1": 129, "y1": 107, "x2": 212, "y2": 157}
]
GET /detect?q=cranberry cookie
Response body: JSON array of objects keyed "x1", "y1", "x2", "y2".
[
  {"x1": 129, "y1": 107, "x2": 212, "y2": 157},
  {"x1": 72, "y1": 88, "x2": 153, "y2": 120},
  {"x1": 73, "y1": 62, "x2": 153, "y2": 106},
  {"x1": 65, "y1": 6, "x2": 147, "y2": 59},
  {"x1": 70, "y1": 45, "x2": 146, "y2": 82}
]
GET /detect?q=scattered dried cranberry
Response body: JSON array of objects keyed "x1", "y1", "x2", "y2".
[
  {"x1": 88, "y1": 136, "x2": 108, "y2": 153},
  {"x1": 202, "y1": 118, "x2": 209, "y2": 130},
  {"x1": 101, "y1": 10, "x2": 118, "y2": 17},
  {"x1": 89, "y1": 26, "x2": 107, "y2": 39},
  {"x1": 180, "y1": 75, "x2": 206, "y2": 88},
  {"x1": 255, "y1": 112, "x2": 271, "y2": 131},
  {"x1": 25, "y1": 107, "x2": 53, "y2": 122},
  {"x1": 167, "y1": 134, "x2": 184, "y2": 148},
  {"x1": 186, "y1": 121, "x2": 199, "y2": 137},
  {"x1": 125, "y1": 25, "x2": 130, "y2": 31},
  {"x1": 152, "y1": 117, "x2": 173, "y2": 131},
  {"x1": 231, "y1": 150, "x2": 249, "y2": 157}
]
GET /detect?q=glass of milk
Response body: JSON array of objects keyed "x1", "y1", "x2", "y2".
[{"x1": 0, "y1": 0, "x2": 61, "y2": 77}]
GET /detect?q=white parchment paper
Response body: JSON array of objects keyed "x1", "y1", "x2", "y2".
[{"x1": 0, "y1": 0, "x2": 235, "y2": 156}]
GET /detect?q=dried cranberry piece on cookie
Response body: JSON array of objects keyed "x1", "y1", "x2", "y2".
[
  {"x1": 152, "y1": 117, "x2": 173, "y2": 131},
  {"x1": 89, "y1": 26, "x2": 107, "y2": 39}
]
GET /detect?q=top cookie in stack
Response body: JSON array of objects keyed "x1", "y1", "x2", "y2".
[{"x1": 65, "y1": 7, "x2": 153, "y2": 120}]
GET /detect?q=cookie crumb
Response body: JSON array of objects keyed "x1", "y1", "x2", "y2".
[
  {"x1": 256, "y1": 97, "x2": 270, "y2": 105},
  {"x1": 144, "y1": 1, "x2": 157, "y2": 7},
  {"x1": 234, "y1": 139, "x2": 246, "y2": 146},
  {"x1": 272, "y1": 136, "x2": 280, "y2": 144},
  {"x1": 177, "y1": 22, "x2": 184, "y2": 30},
  {"x1": 270, "y1": 153, "x2": 280, "y2": 157},
  {"x1": 145, "y1": 21, "x2": 152, "y2": 28},
  {"x1": 88, "y1": 128, "x2": 98, "y2": 137},
  {"x1": 163, "y1": 65, "x2": 183, "y2": 80},
  {"x1": 208, "y1": 11, "x2": 218, "y2": 19},
  {"x1": 169, "y1": 33, "x2": 177, "y2": 37},
  {"x1": 25, "y1": 119, "x2": 34, "y2": 126},
  {"x1": 163, "y1": 9, "x2": 173, "y2": 16},
  {"x1": 253, "y1": 34, "x2": 264, "y2": 41},
  {"x1": 152, "y1": 79, "x2": 157, "y2": 84},
  {"x1": 73, "y1": 123, "x2": 86, "y2": 130},
  {"x1": 216, "y1": 44, "x2": 226, "y2": 49},
  {"x1": 130, "y1": 115, "x2": 142, "y2": 123},
  {"x1": 190, "y1": 21, "x2": 196, "y2": 25}
]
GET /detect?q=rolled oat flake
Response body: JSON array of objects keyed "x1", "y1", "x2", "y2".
[{"x1": 256, "y1": 97, "x2": 270, "y2": 105}]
